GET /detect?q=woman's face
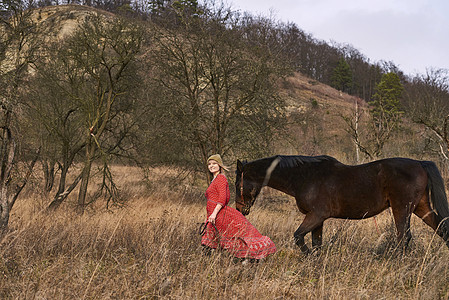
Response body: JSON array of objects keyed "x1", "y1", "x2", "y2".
[{"x1": 208, "y1": 160, "x2": 221, "y2": 175}]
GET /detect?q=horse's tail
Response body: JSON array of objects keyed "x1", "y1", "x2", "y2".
[{"x1": 420, "y1": 161, "x2": 449, "y2": 240}]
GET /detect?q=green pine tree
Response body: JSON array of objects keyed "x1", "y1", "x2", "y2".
[
  {"x1": 369, "y1": 72, "x2": 404, "y2": 157},
  {"x1": 331, "y1": 57, "x2": 353, "y2": 93},
  {"x1": 370, "y1": 72, "x2": 403, "y2": 126}
]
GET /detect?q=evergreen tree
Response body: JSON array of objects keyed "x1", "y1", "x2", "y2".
[
  {"x1": 331, "y1": 57, "x2": 353, "y2": 93},
  {"x1": 370, "y1": 72, "x2": 403, "y2": 127},
  {"x1": 369, "y1": 72, "x2": 404, "y2": 157}
]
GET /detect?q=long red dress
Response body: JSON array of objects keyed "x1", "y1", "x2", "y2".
[{"x1": 201, "y1": 174, "x2": 276, "y2": 259}]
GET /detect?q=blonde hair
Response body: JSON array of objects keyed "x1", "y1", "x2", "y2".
[{"x1": 207, "y1": 154, "x2": 229, "y2": 172}]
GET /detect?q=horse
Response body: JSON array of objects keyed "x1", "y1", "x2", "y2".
[{"x1": 234, "y1": 155, "x2": 449, "y2": 254}]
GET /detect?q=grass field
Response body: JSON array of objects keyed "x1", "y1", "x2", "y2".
[{"x1": 1, "y1": 166, "x2": 449, "y2": 299}]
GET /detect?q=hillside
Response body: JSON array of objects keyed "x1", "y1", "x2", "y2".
[
  {"x1": 275, "y1": 71, "x2": 365, "y2": 160},
  {"x1": 32, "y1": 4, "x2": 115, "y2": 39},
  {"x1": 5, "y1": 4, "x2": 368, "y2": 162},
  {"x1": 282, "y1": 72, "x2": 363, "y2": 113},
  {"x1": 30, "y1": 4, "x2": 365, "y2": 110}
]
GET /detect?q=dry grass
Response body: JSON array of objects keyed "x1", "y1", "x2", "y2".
[{"x1": 1, "y1": 166, "x2": 449, "y2": 299}]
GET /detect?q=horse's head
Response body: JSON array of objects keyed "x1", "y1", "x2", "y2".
[{"x1": 235, "y1": 159, "x2": 262, "y2": 215}]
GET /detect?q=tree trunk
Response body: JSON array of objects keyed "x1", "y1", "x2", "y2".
[
  {"x1": 355, "y1": 99, "x2": 360, "y2": 163},
  {"x1": 42, "y1": 159, "x2": 56, "y2": 194},
  {"x1": 0, "y1": 115, "x2": 15, "y2": 232},
  {"x1": 47, "y1": 163, "x2": 69, "y2": 210},
  {"x1": 0, "y1": 185, "x2": 10, "y2": 233},
  {"x1": 77, "y1": 160, "x2": 92, "y2": 214},
  {"x1": 47, "y1": 141, "x2": 86, "y2": 211},
  {"x1": 76, "y1": 142, "x2": 95, "y2": 214}
]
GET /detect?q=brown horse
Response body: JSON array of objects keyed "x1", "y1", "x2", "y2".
[{"x1": 235, "y1": 155, "x2": 449, "y2": 254}]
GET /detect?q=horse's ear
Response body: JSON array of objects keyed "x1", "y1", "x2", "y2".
[{"x1": 237, "y1": 159, "x2": 243, "y2": 173}]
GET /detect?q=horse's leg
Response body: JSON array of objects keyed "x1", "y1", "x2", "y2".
[
  {"x1": 294, "y1": 213, "x2": 324, "y2": 254},
  {"x1": 413, "y1": 196, "x2": 449, "y2": 247},
  {"x1": 311, "y1": 223, "x2": 323, "y2": 249},
  {"x1": 390, "y1": 206, "x2": 413, "y2": 251}
]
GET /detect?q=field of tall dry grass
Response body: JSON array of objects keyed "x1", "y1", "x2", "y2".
[{"x1": 1, "y1": 166, "x2": 449, "y2": 299}]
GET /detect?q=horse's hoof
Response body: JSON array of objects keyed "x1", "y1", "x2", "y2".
[
  {"x1": 300, "y1": 247, "x2": 311, "y2": 255},
  {"x1": 311, "y1": 248, "x2": 322, "y2": 257}
]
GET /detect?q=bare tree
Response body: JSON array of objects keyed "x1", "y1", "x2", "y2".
[
  {"x1": 0, "y1": 0, "x2": 40, "y2": 231},
  {"x1": 403, "y1": 68, "x2": 449, "y2": 160},
  {"x1": 145, "y1": 5, "x2": 288, "y2": 176},
  {"x1": 28, "y1": 13, "x2": 144, "y2": 213},
  {"x1": 25, "y1": 61, "x2": 86, "y2": 209}
]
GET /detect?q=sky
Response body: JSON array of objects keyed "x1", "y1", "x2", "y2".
[{"x1": 223, "y1": 0, "x2": 449, "y2": 76}]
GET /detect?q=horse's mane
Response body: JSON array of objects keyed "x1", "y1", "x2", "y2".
[
  {"x1": 240, "y1": 155, "x2": 339, "y2": 173},
  {"x1": 277, "y1": 155, "x2": 338, "y2": 169}
]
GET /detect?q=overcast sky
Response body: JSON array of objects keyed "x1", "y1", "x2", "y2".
[{"x1": 223, "y1": 0, "x2": 449, "y2": 76}]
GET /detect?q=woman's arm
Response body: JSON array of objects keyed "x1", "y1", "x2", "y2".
[
  {"x1": 208, "y1": 204, "x2": 222, "y2": 224},
  {"x1": 208, "y1": 174, "x2": 228, "y2": 224}
]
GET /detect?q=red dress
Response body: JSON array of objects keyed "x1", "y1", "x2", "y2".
[{"x1": 201, "y1": 174, "x2": 276, "y2": 259}]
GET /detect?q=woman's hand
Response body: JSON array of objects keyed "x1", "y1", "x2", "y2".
[
  {"x1": 208, "y1": 204, "x2": 222, "y2": 224},
  {"x1": 208, "y1": 214, "x2": 217, "y2": 224}
]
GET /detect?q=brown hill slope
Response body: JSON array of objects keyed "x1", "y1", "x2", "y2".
[
  {"x1": 282, "y1": 72, "x2": 364, "y2": 114},
  {"x1": 32, "y1": 4, "x2": 115, "y2": 39},
  {"x1": 30, "y1": 4, "x2": 364, "y2": 112},
  {"x1": 278, "y1": 72, "x2": 366, "y2": 160},
  {"x1": 18, "y1": 5, "x2": 366, "y2": 161}
]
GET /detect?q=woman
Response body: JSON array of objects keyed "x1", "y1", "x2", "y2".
[{"x1": 201, "y1": 154, "x2": 276, "y2": 260}]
